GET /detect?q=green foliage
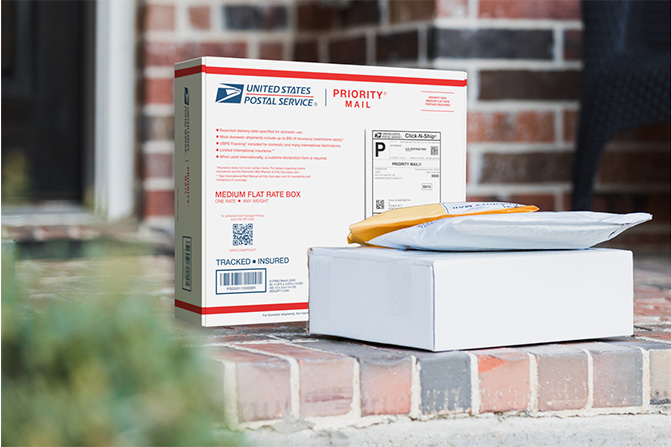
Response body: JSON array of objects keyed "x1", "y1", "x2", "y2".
[{"x1": 2, "y1": 252, "x2": 240, "y2": 446}]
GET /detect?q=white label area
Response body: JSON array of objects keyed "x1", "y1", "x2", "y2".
[{"x1": 371, "y1": 130, "x2": 441, "y2": 214}]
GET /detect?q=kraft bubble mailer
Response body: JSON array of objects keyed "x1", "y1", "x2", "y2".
[{"x1": 347, "y1": 202, "x2": 539, "y2": 245}]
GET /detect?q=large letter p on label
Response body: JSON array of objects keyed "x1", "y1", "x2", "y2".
[{"x1": 375, "y1": 142, "x2": 386, "y2": 157}]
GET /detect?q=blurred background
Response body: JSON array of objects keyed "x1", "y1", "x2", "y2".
[
  {"x1": 2, "y1": 1, "x2": 669, "y2": 444},
  {"x1": 2, "y1": 0, "x2": 670, "y2": 255}
]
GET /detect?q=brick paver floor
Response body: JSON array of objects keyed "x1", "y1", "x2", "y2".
[{"x1": 14, "y1": 252, "x2": 671, "y2": 431}]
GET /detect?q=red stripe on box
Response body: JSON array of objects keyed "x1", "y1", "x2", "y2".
[
  {"x1": 175, "y1": 299, "x2": 309, "y2": 315},
  {"x1": 175, "y1": 65, "x2": 206, "y2": 78},
  {"x1": 175, "y1": 65, "x2": 467, "y2": 87}
]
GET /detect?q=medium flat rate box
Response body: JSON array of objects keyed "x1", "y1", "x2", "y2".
[
  {"x1": 308, "y1": 247, "x2": 633, "y2": 351},
  {"x1": 174, "y1": 57, "x2": 467, "y2": 326}
]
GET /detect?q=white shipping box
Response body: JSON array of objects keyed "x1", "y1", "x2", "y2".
[
  {"x1": 174, "y1": 57, "x2": 467, "y2": 326},
  {"x1": 308, "y1": 247, "x2": 633, "y2": 351}
]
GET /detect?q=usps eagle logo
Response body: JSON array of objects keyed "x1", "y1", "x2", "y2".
[{"x1": 215, "y1": 84, "x2": 244, "y2": 103}]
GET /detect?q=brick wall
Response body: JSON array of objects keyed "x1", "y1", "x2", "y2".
[
  {"x1": 138, "y1": 0, "x2": 670, "y2": 251},
  {"x1": 139, "y1": 0, "x2": 297, "y2": 230}
]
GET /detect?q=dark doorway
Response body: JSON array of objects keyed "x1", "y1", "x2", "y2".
[{"x1": 2, "y1": 0, "x2": 91, "y2": 204}]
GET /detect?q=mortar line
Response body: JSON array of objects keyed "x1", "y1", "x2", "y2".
[
  {"x1": 410, "y1": 355, "x2": 421, "y2": 419},
  {"x1": 467, "y1": 352, "x2": 480, "y2": 415},
  {"x1": 636, "y1": 346, "x2": 651, "y2": 409},
  {"x1": 352, "y1": 360, "x2": 363, "y2": 419},
  {"x1": 553, "y1": 24, "x2": 563, "y2": 63},
  {"x1": 221, "y1": 359, "x2": 239, "y2": 429},
  {"x1": 529, "y1": 353, "x2": 539, "y2": 414},
  {"x1": 582, "y1": 349, "x2": 594, "y2": 411},
  {"x1": 555, "y1": 106, "x2": 564, "y2": 146},
  {"x1": 418, "y1": 23, "x2": 428, "y2": 66}
]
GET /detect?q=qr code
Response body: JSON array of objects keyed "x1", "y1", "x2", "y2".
[
  {"x1": 233, "y1": 223, "x2": 253, "y2": 246},
  {"x1": 376, "y1": 199, "x2": 385, "y2": 210},
  {"x1": 431, "y1": 146, "x2": 439, "y2": 156}
]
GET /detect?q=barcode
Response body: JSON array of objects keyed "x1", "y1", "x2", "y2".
[
  {"x1": 182, "y1": 236, "x2": 192, "y2": 291},
  {"x1": 216, "y1": 268, "x2": 267, "y2": 294},
  {"x1": 219, "y1": 271, "x2": 264, "y2": 286},
  {"x1": 376, "y1": 199, "x2": 385, "y2": 210},
  {"x1": 431, "y1": 145, "x2": 439, "y2": 156}
]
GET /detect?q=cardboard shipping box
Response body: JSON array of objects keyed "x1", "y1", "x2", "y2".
[
  {"x1": 174, "y1": 57, "x2": 467, "y2": 326},
  {"x1": 308, "y1": 247, "x2": 633, "y2": 351}
]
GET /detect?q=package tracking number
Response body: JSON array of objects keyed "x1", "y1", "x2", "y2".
[{"x1": 215, "y1": 268, "x2": 266, "y2": 294}]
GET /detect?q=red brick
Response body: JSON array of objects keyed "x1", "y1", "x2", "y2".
[
  {"x1": 144, "y1": 190, "x2": 174, "y2": 217},
  {"x1": 192, "y1": 42, "x2": 248, "y2": 59},
  {"x1": 430, "y1": 28, "x2": 553, "y2": 60},
  {"x1": 601, "y1": 228, "x2": 671, "y2": 254},
  {"x1": 143, "y1": 4, "x2": 175, "y2": 31},
  {"x1": 212, "y1": 347, "x2": 291, "y2": 423},
  {"x1": 142, "y1": 115, "x2": 174, "y2": 141},
  {"x1": 289, "y1": 341, "x2": 413, "y2": 416},
  {"x1": 376, "y1": 30, "x2": 419, "y2": 63},
  {"x1": 594, "y1": 351, "x2": 644, "y2": 407},
  {"x1": 223, "y1": 5, "x2": 288, "y2": 30},
  {"x1": 341, "y1": 0, "x2": 381, "y2": 27},
  {"x1": 329, "y1": 36, "x2": 367, "y2": 65},
  {"x1": 144, "y1": 78, "x2": 173, "y2": 105},
  {"x1": 507, "y1": 194, "x2": 557, "y2": 211},
  {"x1": 479, "y1": 70, "x2": 581, "y2": 101},
  {"x1": 637, "y1": 330, "x2": 671, "y2": 341},
  {"x1": 576, "y1": 343, "x2": 643, "y2": 408},
  {"x1": 590, "y1": 193, "x2": 670, "y2": 222},
  {"x1": 465, "y1": 193, "x2": 557, "y2": 211},
  {"x1": 436, "y1": 0, "x2": 468, "y2": 18},
  {"x1": 649, "y1": 350, "x2": 671, "y2": 404},
  {"x1": 527, "y1": 346, "x2": 589, "y2": 411},
  {"x1": 476, "y1": 348, "x2": 530, "y2": 413},
  {"x1": 189, "y1": 6, "x2": 211, "y2": 30},
  {"x1": 297, "y1": 3, "x2": 339, "y2": 31},
  {"x1": 241, "y1": 343, "x2": 354, "y2": 418},
  {"x1": 468, "y1": 111, "x2": 555, "y2": 143},
  {"x1": 259, "y1": 42, "x2": 284, "y2": 60},
  {"x1": 598, "y1": 150, "x2": 671, "y2": 185},
  {"x1": 478, "y1": 0, "x2": 581, "y2": 20},
  {"x1": 613, "y1": 122, "x2": 671, "y2": 143},
  {"x1": 563, "y1": 109, "x2": 579, "y2": 142},
  {"x1": 143, "y1": 153, "x2": 173, "y2": 180},
  {"x1": 479, "y1": 151, "x2": 573, "y2": 184},
  {"x1": 294, "y1": 40, "x2": 319, "y2": 62},
  {"x1": 144, "y1": 42, "x2": 182, "y2": 67},
  {"x1": 360, "y1": 361, "x2": 412, "y2": 416},
  {"x1": 144, "y1": 42, "x2": 247, "y2": 67},
  {"x1": 389, "y1": 0, "x2": 435, "y2": 23},
  {"x1": 564, "y1": 29, "x2": 582, "y2": 60}
]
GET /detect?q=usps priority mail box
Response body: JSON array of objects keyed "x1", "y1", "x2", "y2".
[{"x1": 174, "y1": 57, "x2": 467, "y2": 326}]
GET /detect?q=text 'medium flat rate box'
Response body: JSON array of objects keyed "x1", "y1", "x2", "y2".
[{"x1": 174, "y1": 57, "x2": 467, "y2": 326}]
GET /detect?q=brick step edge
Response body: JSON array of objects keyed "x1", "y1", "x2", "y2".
[{"x1": 204, "y1": 336, "x2": 671, "y2": 430}]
